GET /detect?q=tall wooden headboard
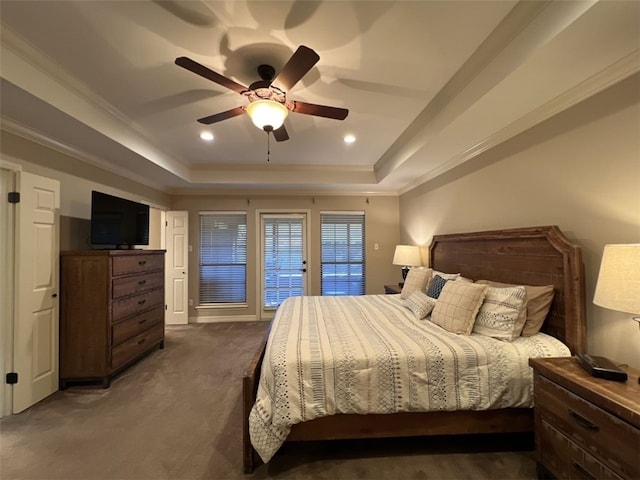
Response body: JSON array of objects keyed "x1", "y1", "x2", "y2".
[{"x1": 429, "y1": 225, "x2": 586, "y2": 354}]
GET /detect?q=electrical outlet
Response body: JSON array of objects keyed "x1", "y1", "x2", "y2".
[
  {"x1": 374, "y1": 243, "x2": 379, "y2": 250},
  {"x1": 188, "y1": 299, "x2": 193, "y2": 306}
]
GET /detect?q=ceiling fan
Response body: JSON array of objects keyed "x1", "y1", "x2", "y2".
[{"x1": 175, "y1": 45, "x2": 348, "y2": 142}]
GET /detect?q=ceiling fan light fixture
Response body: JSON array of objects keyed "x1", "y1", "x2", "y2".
[{"x1": 246, "y1": 99, "x2": 288, "y2": 131}]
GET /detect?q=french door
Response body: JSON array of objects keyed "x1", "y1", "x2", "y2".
[{"x1": 260, "y1": 213, "x2": 308, "y2": 318}]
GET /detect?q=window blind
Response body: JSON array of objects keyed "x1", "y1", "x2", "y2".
[
  {"x1": 199, "y1": 212, "x2": 247, "y2": 304},
  {"x1": 320, "y1": 212, "x2": 365, "y2": 296},
  {"x1": 263, "y1": 216, "x2": 305, "y2": 308}
]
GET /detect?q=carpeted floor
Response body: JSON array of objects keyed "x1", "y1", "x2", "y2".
[{"x1": 0, "y1": 322, "x2": 537, "y2": 480}]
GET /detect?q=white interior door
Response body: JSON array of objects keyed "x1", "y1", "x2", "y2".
[
  {"x1": 260, "y1": 213, "x2": 308, "y2": 318},
  {"x1": 14, "y1": 171, "x2": 60, "y2": 413},
  {"x1": 165, "y1": 211, "x2": 189, "y2": 325},
  {"x1": 0, "y1": 166, "x2": 16, "y2": 418}
]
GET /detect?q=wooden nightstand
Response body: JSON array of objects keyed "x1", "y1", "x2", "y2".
[
  {"x1": 384, "y1": 284, "x2": 402, "y2": 294},
  {"x1": 529, "y1": 357, "x2": 640, "y2": 480}
]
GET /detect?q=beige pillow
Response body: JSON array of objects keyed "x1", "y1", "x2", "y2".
[
  {"x1": 473, "y1": 286, "x2": 527, "y2": 341},
  {"x1": 403, "y1": 291, "x2": 437, "y2": 319},
  {"x1": 476, "y1": 280, "x2": 555, "y2": 336},
  {"x1": 400, "y1": 268, "x2": 433, "y2": 299},
  {"x1": 431, "y1": 282, "x2": 488, "y2": 335}
]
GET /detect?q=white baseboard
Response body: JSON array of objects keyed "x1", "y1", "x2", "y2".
[{"x1": 188, "y1": 315, "x2": 265, "y2": 324}]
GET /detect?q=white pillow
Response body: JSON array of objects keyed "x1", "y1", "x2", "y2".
[
  {"x1": 401, "y1": 268, "x2": 433, "y2": 299},
  {"x1": 404, "y1": 291, "x2": 437, "y2": 319},
  {"x1": 473, "y1": 286, "x2": 527, "y2": 341},
  {"x1": 431, "y1": 282, "x2": 488, "y2": 335}
]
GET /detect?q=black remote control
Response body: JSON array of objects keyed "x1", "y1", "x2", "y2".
[{"x1": 576, "y1": 354, "x2": 628, "y2": 382}]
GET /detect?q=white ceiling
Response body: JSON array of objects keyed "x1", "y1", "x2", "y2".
[{"x1": 1, "y1": 1, "x2": 638, "y2": 194}]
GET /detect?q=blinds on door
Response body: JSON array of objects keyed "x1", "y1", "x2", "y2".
[
  {"x1": 320, "y1": 212, "x2": 365, "y2": 296},
  {"x1": 199, "y1": 212, "x2": 247, "y2": 304},
  {"x1": 263, "y1": 216, "x2": 304, "y2": 308}
]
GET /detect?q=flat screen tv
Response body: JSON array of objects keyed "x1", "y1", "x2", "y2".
[{"x1": 90, "y1": 191, "x2": 150, "y2": 248}]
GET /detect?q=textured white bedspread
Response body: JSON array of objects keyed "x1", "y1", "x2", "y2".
[{"x1": 249, "y1": 294, "x2": 570, "y2": 462}]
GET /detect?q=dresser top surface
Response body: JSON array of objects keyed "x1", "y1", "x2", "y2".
[{"x1": 61, "y1": 249, "x2": 165, "y2": 257}]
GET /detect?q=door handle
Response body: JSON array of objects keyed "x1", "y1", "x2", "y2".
[
  {"x1": 52, "y1": 293, "x2": 58, "y2": 298},
  {"x1": 301, "y1": 268, "x2": 307, "y2": 273}
]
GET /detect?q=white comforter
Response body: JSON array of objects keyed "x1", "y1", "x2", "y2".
[{"x1": 249, "y1": 294, "x2": 570, "y2": 462}]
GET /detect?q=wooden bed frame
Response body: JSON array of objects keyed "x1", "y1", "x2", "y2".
[{"x1": 242, "y1": 226, "x2": 586, "y2": 473}]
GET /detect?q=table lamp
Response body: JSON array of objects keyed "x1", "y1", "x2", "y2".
[
  {"x1": 593, "y1": 244, "x2": 640, "y2": 327},
  {"x1": 593, "y1": 244, "x2": 640, "y2": 382},
  {"x1": 392, "y1": 245, "x2": 421, "y2": 285}
]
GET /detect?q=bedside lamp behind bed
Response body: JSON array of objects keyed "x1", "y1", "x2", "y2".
[{"x1": 591, "y1": 244, "x2": 640, "y2": 382}]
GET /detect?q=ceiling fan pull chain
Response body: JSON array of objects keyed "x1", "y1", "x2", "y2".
[{"x1": 267, "y1": 131, "x2": 271, "y2": 162}]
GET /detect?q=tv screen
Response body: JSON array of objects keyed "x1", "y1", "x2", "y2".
[{"x1": 90, "y1": 191, "x2": 150, "y2": 248}]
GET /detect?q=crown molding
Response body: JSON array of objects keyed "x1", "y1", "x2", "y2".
[
  {"x1": 0, "y1": 116, "x2": 170, "y2": 193},
  {"x1": 399, "y1": 50, "x2": 640, "y2": 195},
  {"x1": 1, "y1": 25, "x2": 191, "y2": 181}
]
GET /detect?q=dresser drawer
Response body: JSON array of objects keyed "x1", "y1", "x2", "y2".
[
  {"x1": 112, "y1": 305, "x2": 164, "y2": 346},
  {"x1": 535, "y1": 375, "x2": 640, "y2": 479},
  {"x1": 112, "y1": 287, "x2": 164, "y2": 323},
  {"x1": 112, "y1": 270, "x2": 163, "y2": 299},
  {"x1": 111, "y1": 324, "x2": 163, "y2": 370},
  {"x1": 112, "y1": 254, "x2": 163, "y2": 276}
]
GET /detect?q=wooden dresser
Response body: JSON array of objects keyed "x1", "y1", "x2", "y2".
[
  {"x1": 530, "y1": 357, "x2": 640, "y2": 480},
  {"x1": 60, "y1": 249, "x2": 165, "y2": 388}
]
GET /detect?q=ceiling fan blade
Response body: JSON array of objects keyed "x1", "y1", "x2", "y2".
[
  {"x1": 271, "y1": 45, "x2": 319, "y2": 92},
  {"x1": 175, "y1": 57, "x2": 247, "y2": 95},
  {"x1": 289, "y1": 100, "x2": 349, "y2": 120},
  {"x1": 197, "y1": 106, "x2": 245, "y2": 124},
  {"x1": 273, "y1": 125, "x2": 289, "y2": 142}
]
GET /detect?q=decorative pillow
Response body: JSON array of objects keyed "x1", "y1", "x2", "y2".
[
  {"x1": 430, "y1": 282, "x2": 488, "y2": 335},
  {"x1": 476, "y1": 280, "x2": 555, "y2": 336},
  {"x1": 400, "y1": 268, "x2": 433, "y2": 300},
  {"x1": 404, "y1": 291, "x2": 437, "y2": 320},
  {"x1": 473, "y1": 286, "x2": 528, "y2": 341},
  {"x1": 426, "y1": 275, "x2": 448, "y2": 299},
  {"x1": 432, "y1": 270, "x2": 460, "y2": 281}
]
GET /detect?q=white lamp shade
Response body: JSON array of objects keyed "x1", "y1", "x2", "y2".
[
  {"x1": 246, "y1": 100, "x2": 288, "y2": 130},
  {"x1": 392, "y1": 245, "x2": 421, "y2": 267},
  {"x1": 593, "y1": 244, "x2": 640, "y2": 315}
]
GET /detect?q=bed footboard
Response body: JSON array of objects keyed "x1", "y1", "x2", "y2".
[{"x1": 242, "y1": 331, "x2": 268, "y2": 474}]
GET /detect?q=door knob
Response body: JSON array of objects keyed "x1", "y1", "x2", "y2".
[
  {"x1": 52, "y1": 293, "x2": 58, "y2": 298},
  {"x1": 302, "y1": 268, "x2": 307, "y2": 273}
]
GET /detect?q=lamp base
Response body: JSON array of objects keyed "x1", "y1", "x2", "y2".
[{"x1": 401, "y1": 266, "x2": 410, "y2": 281}]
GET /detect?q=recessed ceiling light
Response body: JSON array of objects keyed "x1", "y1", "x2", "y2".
[
  {"x1": 200, "y1": 131, "x2": 214, "y2": 141},
  {"x1": 344, "y1": 134, "x2": 356, "y2": 144}
]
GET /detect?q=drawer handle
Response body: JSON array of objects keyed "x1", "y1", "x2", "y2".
[
  {"x1": 138, "y1": 280, "x2": 147, "y2": 285},
  {"x1": 138, "y1": 260, "x2": 147, "y2": 265},
  {"x1": 138, "y1": 319, "x2": 147, "y2": 325},
  {"x1": 571, "y1": 461, "x2": 598, "y2": 480},
  {"x1": 138, "y1": 338, "x2": 146, "y2": 345},
  {"x1": 569, "y1": 410, "x2": 599, "y2": 431},
  {"x1": 138, "y1": 299, "x2": 146, "y2": 305}
]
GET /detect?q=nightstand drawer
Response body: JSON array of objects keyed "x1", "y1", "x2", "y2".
[{"x1": 535, "y1": 375, "x2": 639, "y2": 479}]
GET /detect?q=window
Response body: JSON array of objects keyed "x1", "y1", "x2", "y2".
[
  {"x1": 199, "y1": 212, "x2": 247, "y2": 304},
  {"x1": 321, "y1": 212, "x2": 365, "y2": 296}
]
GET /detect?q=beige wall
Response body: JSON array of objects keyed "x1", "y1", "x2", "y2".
[
  {"x1": 170, "y1": 194, "x2": 400, "y2": 321},
  {"x1": 1, "y1": 131, "x2": 170, "y2": 249},
  {"x1": 400, "y1": 74, "x2": 640, "y2": 368}
]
